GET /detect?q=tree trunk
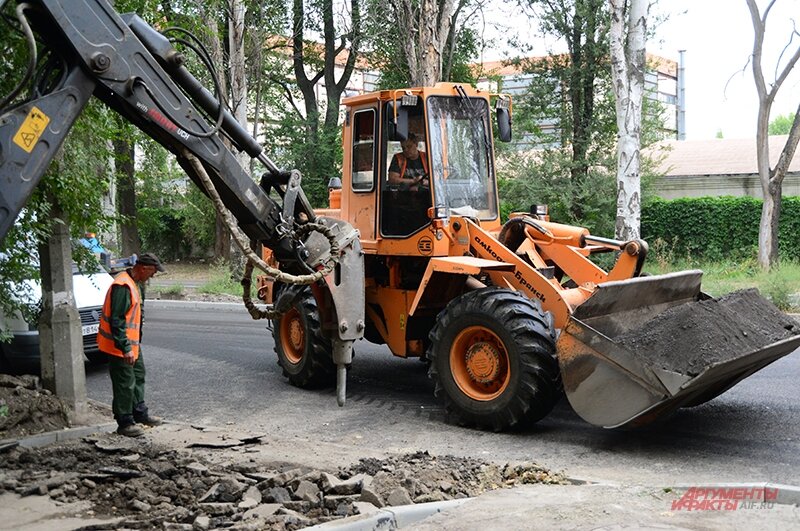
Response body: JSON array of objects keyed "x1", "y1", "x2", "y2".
[
  {"x1": 399, "y1": 0, "x2": 456, "y2": 86},
  {"x1": 204, "y1": 6, "x2": 231, "y2": 260},
  {"x1": 113, "y1": 134, "x2": 141, "y2": 256},
  {"x1": 227, "y1": 0, "x2": 248, "y2": 267},
  {"x1": 610, "y1": 0, "x2": 647, "y2": 241},
  {"x1": 228, "y1": 0, "x2": 248, "y2": 161},
  {"x1": 746, "y1": 0, "x2": 800, "y2": 269},
  {"x1": 758, "y1": 185, "x2": 781, "y2": 266}
]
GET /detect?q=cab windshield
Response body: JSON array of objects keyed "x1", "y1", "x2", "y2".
[{"x1": 427, "y1": 96, "x2": 498, "y2": 220}]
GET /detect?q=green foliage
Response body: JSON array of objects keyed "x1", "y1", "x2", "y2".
[
  {"x1": 769, "y1": 112, "x2": 796, "y2": 136},
  {"x1": 498, "y1": 151, "x2": 618, "y2": 236},
  {"x1": 762, "y1": 268, "x2": 794, "y2": 310},
  {"x1": 497, "y1": 64, "x2": 666, "y2": 237},
  {"x1": 160, "y1": 283, "x2": 185, "y2": 296},
  {"x1": 645, "y1": 257, "x2": 800, "y2": 311},
  {"x1": 641, "y1": 196, "x2": 800, "y2": 262},
  {"x1": 0, "y1": 96, "x2": 117, "y2": 339},
  {"x1": 134, "y1": 137, "x2": 216, "y2": 260},
  {"x1": 495, "y1": 1, "x2": 674, "y2": 240},
  {"x1": 198, "y1": 261, "x2": 245, "y2": 296},
  {"x1": 1, "y1": 2, "x2": 118, "y2": 339}
]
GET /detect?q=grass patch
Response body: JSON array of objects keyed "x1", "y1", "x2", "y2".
[
  {"x1": 159, "y1": 283, "x2": 185, "y2": 296},
  {"x1": 198, "y1": 262, "x2": 245, "y2": 296},
  {"x1": 643, "y1": 248, "x2": 800, "y2": 311}
]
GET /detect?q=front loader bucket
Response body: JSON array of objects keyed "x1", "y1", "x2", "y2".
[{"x1": 557, "y1": 271, "x2": 800, "y2": 428}]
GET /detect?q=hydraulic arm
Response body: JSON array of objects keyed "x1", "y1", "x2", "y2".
[{"x1": 0, "y1": 0, "x2": 364, "y2": 404}]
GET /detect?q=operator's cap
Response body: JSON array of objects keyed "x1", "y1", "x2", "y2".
[{"x1": 137, "y1": 252, "x2": 165, "y2": 272}]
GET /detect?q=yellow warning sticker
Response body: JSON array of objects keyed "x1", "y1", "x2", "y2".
[{"x1": 13, "y1": 106, "x2": 50, "y2": 153}]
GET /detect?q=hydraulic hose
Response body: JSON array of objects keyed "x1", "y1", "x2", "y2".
[{"x1": 181, "y1": 150, "x2": 340, "y2": 319}]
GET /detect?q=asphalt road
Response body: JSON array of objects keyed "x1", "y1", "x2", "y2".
[{"x1": 86, "y1": 303, "x2": 800, "y2": 486}]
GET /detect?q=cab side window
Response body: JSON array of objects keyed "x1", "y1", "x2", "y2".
[{"x1": 352, "y1": 110, "x2": 376, "y2": 192}]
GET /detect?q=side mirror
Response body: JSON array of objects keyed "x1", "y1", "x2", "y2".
[
  {"x1": 496, "y1": 107, "x2": 512, "y2": 143},
  {"x1": 387, "y1": 102, "x2": 410, "y2": 141}
]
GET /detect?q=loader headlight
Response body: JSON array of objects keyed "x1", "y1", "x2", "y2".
[
  {"x1": 401, "y1": 93, "x2": 418, "y2": 107},
  {"x1": 531, "y1": 204, "x2": 548, "y2": 219}
]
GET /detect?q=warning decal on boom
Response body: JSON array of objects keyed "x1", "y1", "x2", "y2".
[{"x1": 13, "y1": 106, "x2": 50, "y2": 153}]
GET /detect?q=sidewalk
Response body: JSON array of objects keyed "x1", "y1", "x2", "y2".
[
  {"x1": 381, "y1": 483, "x2": 800, "y2": 531},
  {"x1": 2, "y1": 421, "x2": 799, "y2": 530}
]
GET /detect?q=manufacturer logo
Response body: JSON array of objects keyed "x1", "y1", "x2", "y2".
[
  {"x1": 418, "y1": 237, "x2": 433, "y2": 255},
  {"x1": 136, "y1": 101, "x2": 190, "y2": 140},
  {"x1": 473, "y1": 235, "x2": 546, "y2": 303},
  {"x1": 473, "y1": 235, "x2": 503, "y2": 262}
]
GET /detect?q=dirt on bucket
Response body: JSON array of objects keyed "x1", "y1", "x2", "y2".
[{"x1": 615, "y1": 289, "x2": 799, "y2": 376}]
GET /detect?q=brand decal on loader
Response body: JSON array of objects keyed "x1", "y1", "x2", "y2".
[
  {"x1": 514, "y1": 270, "x2": 546, "y2": 302},
  {"x1": 13, "y1": 106, "x2": 50, "y2": 153},
  {"x1": 474, "y1": 235, "x2": 546, "y2": 303},
  {"x1": 135, "y1": 101, "x2": 190, "y2": 140},
  {"x1": 473, "y1": 235, "x2": 504, "y2": 262},
  {"x1": 418, "y1": 237, "x2": 433, "y2": 255}
]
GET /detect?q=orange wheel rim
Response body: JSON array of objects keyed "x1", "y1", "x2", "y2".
[
  {"x1": 449, "y1": 325, "x2": 509, "y2": 401},
  {"x1": 280, "y1": 308, "x2": 305, "y2": 364}
]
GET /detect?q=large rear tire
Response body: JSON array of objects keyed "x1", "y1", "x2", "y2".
[
  {"x1": 272, "y1": 288, "x2": 335, "y2": 388},
  {"x1": 427, "y1": 287, "x2": 561, "y2": 431}
]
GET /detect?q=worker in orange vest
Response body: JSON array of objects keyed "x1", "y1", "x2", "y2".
[
  {"x1": 98, "y1": 253, "x2": 165, "y2": 437},
  {"x1": 388, "y1": 132, "x2": 429, "y2": 191}
]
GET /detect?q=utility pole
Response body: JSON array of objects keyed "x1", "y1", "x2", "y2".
[{"x1": 38, "y1": 199, "x2": 88, "y2": 424}]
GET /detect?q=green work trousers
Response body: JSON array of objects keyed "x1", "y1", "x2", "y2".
[{"x1": 108, "y1": 350, "x2": 146, "y2": 423}]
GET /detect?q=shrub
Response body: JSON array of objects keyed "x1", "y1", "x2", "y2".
[{"x1": 641, "y1": 196, "x2": 800, "y2": 262}]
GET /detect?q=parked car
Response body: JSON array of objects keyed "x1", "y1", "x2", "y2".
[{"x1": 0, "y1": 262, "x2": 114, "y2": 372}]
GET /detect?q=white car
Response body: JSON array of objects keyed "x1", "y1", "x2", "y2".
[{"x1": 0, "y1": 264, "x2": 114, "y2": 372}]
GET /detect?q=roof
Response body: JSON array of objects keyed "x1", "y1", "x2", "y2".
[
  {"x1": 650, "y1": 136, "x2": 800, "y2": 177},
  {"x1": 475, "y1": 53, "x2": 677, "y2": 79}
]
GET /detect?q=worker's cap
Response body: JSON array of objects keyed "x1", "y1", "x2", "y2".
[{"x1": 136, "y1": 252, "x2": 165, "y2": 272}]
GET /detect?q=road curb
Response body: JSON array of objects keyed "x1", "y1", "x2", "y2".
[
  {"x1": 146, "y1": 299, "x2": 250, "y2": 313},
  {"x1": 671, "y1": 482, "x2": 800, "y2": 507},
  {"x1": 305, "y1": 498, "x2": 469, "y2": 531},
  {"x1": 0, "y1": 422, "x2": 116, "y2": 450}
]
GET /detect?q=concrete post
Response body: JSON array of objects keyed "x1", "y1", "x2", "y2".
[{"x1": 38, "y1": 202, "x2": 88, "y2": 424}]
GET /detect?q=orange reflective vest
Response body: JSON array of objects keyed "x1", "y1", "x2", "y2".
[
  {"x1": 396, "y1": 152, "x2": 428, "y2": 177},
  {"x1": 98, "y1": 271, "x2": 141, "y2": 360}
]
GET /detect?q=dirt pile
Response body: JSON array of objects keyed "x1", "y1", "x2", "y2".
[
  {"x1": 0, "y1": 438, "x2": 567, "y2": 529},
  {"x1": 616, "y1": 289, "x2": 799, "y2": 376},
  {"x1": 0, "y1": 375, "x2": 70, "y2": 440}
]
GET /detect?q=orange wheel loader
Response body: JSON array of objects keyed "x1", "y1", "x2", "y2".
[
  {"x1": 0, "y1": 0, "x2": 794, "y2": 431},
  {"x1": 259, "y1": 82, "x2": 800, "y2": 431}
]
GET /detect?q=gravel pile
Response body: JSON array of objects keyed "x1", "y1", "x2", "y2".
[{"x1": 0, "y1": 439, "x2": 567, "y2": 529}]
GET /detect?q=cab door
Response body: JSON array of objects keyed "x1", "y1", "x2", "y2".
[{"x1": 344, "y1": 106, "x2": 378, "y2": 241}]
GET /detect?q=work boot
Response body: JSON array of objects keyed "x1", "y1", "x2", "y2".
[
  {"x1": 133, "y1": 402, "x2": 163, "y2": 426},
  {"x1": 117, "y1": 423, "x2": 145, "y2": 437},
  {"x1": 134, "y1": 413, "x2": 163, "y2": 426}
]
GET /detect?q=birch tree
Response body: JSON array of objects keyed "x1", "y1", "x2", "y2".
[
  {"x1": 746, "y1": 0, "x2": 800, "y2": 269},
  {"x1": 609, "y1": 0, "x2": 649, "y2": 241}
]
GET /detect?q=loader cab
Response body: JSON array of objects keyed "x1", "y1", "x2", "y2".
[
  {"x1": 341, "y1": 84, "x2": 505, "y2": 249},
  {"x1": 379, "y1": 88, "x2": 501, "y2": 240}
]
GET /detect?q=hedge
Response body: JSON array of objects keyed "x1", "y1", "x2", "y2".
[{"x1": 641, "y1": 196, "x2": 800, "y2": 261}]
